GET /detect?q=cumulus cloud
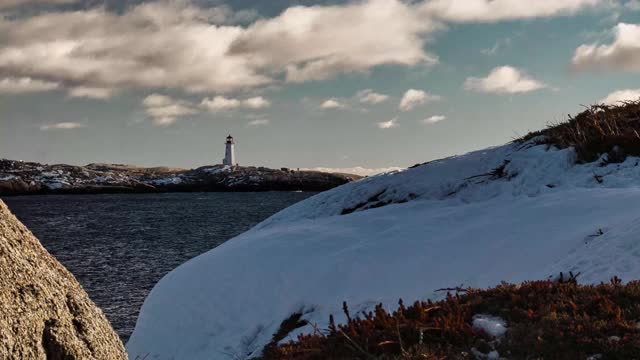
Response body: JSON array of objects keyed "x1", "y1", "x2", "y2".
[
  {"x1": 142, "y1": 94, "x2": 199, "y2": 127},
  {"x1": 200, "y1": 96, "x2": 271, "y2": 111},
  {"x1": 357, "y1": 89, "x2": 389, "y2": 104},
  {"x1": 0, "y1": 77, "x2": 59, "y2": 93},
  {"x1": 377, "y1": 117, "x2": 398, "y2": 129},
  {"x1": 67, "y1": 87, "x2": 114, "y2": 100},
  {"x1": 0, "y1": 0, "x2": 611, "y2": 98},
  {"x1": 320, "y1": 99, "x2": 345, "y2": 109},
  {"x1": 39, "y1": 122, "x2": 86, "y2": 131},
  {"x1": 228, "y1": 0, "x2": 439, "y2": 83},
  {"x1": 572, "y1": 23, "x2": 640, "y2": 72},
  {"x1": 0, "y1": 0, "x2": 441, "y2": 96},
  {"x1": 422, "y1": 115, "x2": 446, "y2": 124},
  {"x1": 306, "y1": 166, "x2": 404, "y2": 176},
  {"x1": 399, "y1": 89, "x2": 441, "y2": 111},
  {"x1": 200, "y1": 96, "x2": 241, "y2": 111},
  {"x1": 0, "y1": 2, "x2": 270, "y2": 95},
  {"x1": 420, "y1": 0, "x2": 602, "y2": 23},
  {"x1": 243, "y1": 96, "x2": 271, "y2": 109},
  {"x1": 247, "y1": 119, "x2": 270, "y2": 126},
  {"x1": 464, "y1": 66, "x2": 547, "y2": 94},
  {"x1": 599, "y1": 89, "x2": 640, "y2": 104}
]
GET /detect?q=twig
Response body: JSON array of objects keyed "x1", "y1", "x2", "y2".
[{"x1": 340, "y1": 330, "x2": 375, "y2": 359}]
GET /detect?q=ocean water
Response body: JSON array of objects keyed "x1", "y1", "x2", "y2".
[{"x1": 3, "y1": 192, "x2": 314, "y2": 342}]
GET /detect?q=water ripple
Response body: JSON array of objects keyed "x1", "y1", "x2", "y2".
[{"x1": 3, "y1": 192, "x2": 313, "y2": 342}]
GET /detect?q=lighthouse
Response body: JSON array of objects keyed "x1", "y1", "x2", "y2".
[{"x1": 222, "y1": 134, "x2": 236, "y2": 166}]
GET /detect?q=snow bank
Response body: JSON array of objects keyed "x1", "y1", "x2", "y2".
[{"x1": 126, "y1": 141, "x2": 640, "y2": 359}]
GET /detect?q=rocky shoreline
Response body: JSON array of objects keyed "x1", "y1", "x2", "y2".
[{"x1": 0, "y1": 159, "x2": 359, "y2": 196}]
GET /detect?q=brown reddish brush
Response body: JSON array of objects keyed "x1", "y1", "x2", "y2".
[
  {"x1": 262, "y1": 279, "x2": 640, "y2": 359},
  {"x1": 518, "y1": 100, "x2": 640, "y2": 163}
]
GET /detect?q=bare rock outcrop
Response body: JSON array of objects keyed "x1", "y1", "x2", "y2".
[{"x1": 0, "y1": 200, "x2": 127, "y2": 359}]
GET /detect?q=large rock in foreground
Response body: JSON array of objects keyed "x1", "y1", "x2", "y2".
[{"x1": 0, "y1": 200, "x2": 127, "y2": 359}]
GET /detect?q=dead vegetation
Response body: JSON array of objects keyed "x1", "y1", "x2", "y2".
[
  {"x1": 518, "y1": 100, "x2": 640, "y2": 164},
  {"x1": 262, "y1": 278, "x2": 640, "y2": 359}
]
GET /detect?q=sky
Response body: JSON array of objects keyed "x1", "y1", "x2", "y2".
[{"x1": 1, "y1": 0, "x2": 640, "y2": 175}]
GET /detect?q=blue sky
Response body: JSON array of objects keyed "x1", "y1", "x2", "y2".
[{"x1": 1, "y1": 0, "x2": 640, "y2": 175}]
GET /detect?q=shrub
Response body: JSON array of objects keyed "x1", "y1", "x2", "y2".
[
  {"x1": 518, "y1": 100, "x2": 640, "y2": 163},
  {"x1": 263, "y1": 279, "x2": 640, "y2": 359}
]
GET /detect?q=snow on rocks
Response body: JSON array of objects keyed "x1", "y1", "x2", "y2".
[
  {"x1": 126, "y1": 141, "x2": 640, "y2": 359},
  {"x1": 148, "y1": 175, "x2": 184, "y2": 186},
  {"x1": 201, "y1": 165, "x2": 232, "y2": 174},
  {"x1": 470, "y1": 348, "x2": 501, "y2": 360},
  {"x1": 0, "y1": 159, "x2": 354, "y2": 194},
  {"x1": 472, "y1": 315, "x2": 507, "y2": 338}
]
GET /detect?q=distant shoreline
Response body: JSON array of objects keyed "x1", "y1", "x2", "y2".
[{"x1": 0, "y1": 159, "x2": 360, "y2": 196}]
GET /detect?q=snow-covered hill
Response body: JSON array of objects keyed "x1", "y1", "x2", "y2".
[{"x1": 126, "y1": 139, "x2": 640, "y2": 359}]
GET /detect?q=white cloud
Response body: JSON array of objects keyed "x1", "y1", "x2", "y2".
[
  {"x1": 200, "y1": 96, "x2": 241, "y2": 111},
  {"x1": 422, "y1": 115, "x2": 447, "y2": 124},
  {"x1": 0, "y1": 0, "x2": 613, "y2": 98},
  {"x1": 377, "y1": 117, "x2": 398, "y2": 129},
  {"x1": 320, "y1": 99, "x2": 345, "y2": 109},
  {"x1": 67, "y1": 87, "x2": 114, "y2": 100},
  {"x1": 243, "y1": 96, "x2": 271, "y2": 109},
  {"x1": 200, "y1": 96, "x2": 271, "y2": 111},
  {"x1": 142, "y1": 94, "x2": 199, "y2": 127},
  {"x1": 306, "y1": 166, "x2": 404, "y2": 176},
  {"x1": 39, "y1": 122, "x2": 86, "y2": 130},
  {"x1": 357, "y1": 89, "x2": 389, "y2": 104},
  {"x1": 0, "y1": 0, "x2": 614, "y2": 98},
  {"x1": 229, "y1": 0, "x2": 439, "y2": 83},
  {"x1": 247, "y1": 119, "x2": 270, "y2": 126},
  {"x1": 0, "y1": 77, "x2": 59, "y2": 93},
  {"x1": 0, "y1": 0, "x2": 442, "y2": 95},
  {"x1": 399, "y1": 89, "x2": 441, "y2": 111},
  {"x1": 599, "y1": 89, "x2": 640, "y2": 104},
  {"x1": 464, "y1": 66, "x2": 547, "y2": 94},
  {"x1": 0, "y1": 2, "x2": 270, "y2": 95},
  {"x1": 572, "y1": 23, "x2": 640, "y2": 72},
  {"x1": 420, "y1": 0, "x2": 603, "y2": 23}
]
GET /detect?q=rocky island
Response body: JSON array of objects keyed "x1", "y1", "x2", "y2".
[{"x1": 0, "y1": 159, "x2": 359, "y2": 196}]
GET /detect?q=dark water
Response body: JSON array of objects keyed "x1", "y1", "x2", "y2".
[{"x1": 3, "y1": 192, "x2": 314, "y2": 343}]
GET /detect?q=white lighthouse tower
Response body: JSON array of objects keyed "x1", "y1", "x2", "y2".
[{"x1": 222, "y1": 134, "x2": 236, "y2": 166}]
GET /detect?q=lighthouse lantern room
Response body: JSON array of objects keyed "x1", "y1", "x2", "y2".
[{"x1": 222, "y1": 134, "x2": 236, "y2": 166}]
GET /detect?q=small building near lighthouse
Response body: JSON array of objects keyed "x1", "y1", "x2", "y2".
[{"x1": 222, "y1": 134, "x2": 236, "y2": 166}]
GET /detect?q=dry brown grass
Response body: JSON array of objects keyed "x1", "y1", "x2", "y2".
[
  {"x1": 262, "y1": 278, "x2": 640, "y2": 360},
  {"x1": 518, "y1": 100, "x2": 640, "y2": 163}
]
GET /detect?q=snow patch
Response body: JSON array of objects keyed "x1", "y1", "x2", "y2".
[
  {"x1": 149, "y1": 176, "x2": 183, "y2": 185},
  {"x1": 472, "y1": 315, "x2": 507, "y2": 338},
  {"x1": 126, "y1": 142, "x2": 640, "y2": 359},
  {"x1": 202, "y1": 165, "x2": 231, "y2": 174},
  {"x1": 471, "y1": 348, "x2": 501, "y2": 359}
]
